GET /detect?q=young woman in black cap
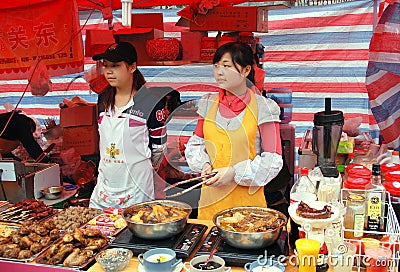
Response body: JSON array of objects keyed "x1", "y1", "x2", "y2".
[{"x1": 90, "y1": 42, "x2": 167, "y2": 209}]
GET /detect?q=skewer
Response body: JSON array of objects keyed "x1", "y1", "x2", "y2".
[{"x1": 0, "y1": 207, "x2": 22, "y2": 216}]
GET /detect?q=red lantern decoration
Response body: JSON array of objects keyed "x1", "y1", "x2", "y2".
[{"x1": 145, "y1": 38, "x2": 181, "y2": 61}]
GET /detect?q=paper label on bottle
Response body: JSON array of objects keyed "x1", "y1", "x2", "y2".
[
  {"x1": 353, "y1": 214, "x2": 364, "y2": 237},
  {"x1": 367, "y1": 192, "x2": 382, "y2": 218},
  {"x1": 367, "y1": 191, "x2": 382, "y2": 231}
]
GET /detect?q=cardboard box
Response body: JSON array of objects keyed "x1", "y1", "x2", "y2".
[
  {"x1": 60, "y1": 104, "x2": 97, "y2": 127},
  {"x1": 189, "y1": 5, "x2": 288, "y2": 32},
  {"x1": 114, "y1": 27, "x2": 164, "y2": 64},
  {"x1": 60, "y1": 105, "x2": 99, "y2": 155},
  {"x1": 131, "y1": 13, "x2": 164, "y2": 31},
  {"x1": 181, "y1": 31, "x2": 207, "y2": 61},
  {"x1": 85, "y1": 29, "x2": 115, "y2": 57},
  {"x1": 62, "y1": 126, "x2": 99, "y2": 155}
]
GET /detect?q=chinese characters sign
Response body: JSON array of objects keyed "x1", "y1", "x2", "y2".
[{"x1": 0, "y1": 0, "x2": 84, "y2": 80}]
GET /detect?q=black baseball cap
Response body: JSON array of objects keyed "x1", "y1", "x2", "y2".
[{"x1": 93, "y1": 42, "x2": 138, "y2": 64}]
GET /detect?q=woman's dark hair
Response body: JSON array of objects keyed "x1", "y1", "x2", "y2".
[
  {"x1": 213, "y1": 42, "x2": 256, "y2": 85},
  {"x1": 28, "y1": 117, "x2": 37, "y2": 134},
  {"x1": 100, "y1": 66, "x2": 146, "y2": 112}
]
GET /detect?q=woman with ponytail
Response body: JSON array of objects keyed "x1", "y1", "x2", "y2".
[{"x1": 90, "y1": 42, "x2": 167, "y2": 209}]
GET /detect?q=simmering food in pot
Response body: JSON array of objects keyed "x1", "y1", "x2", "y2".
[
  {"x1": 217, "y1": 209, "x2": 285, "y2": 232},
  {"x1": 127, "y1": 204, "x2": 189, "y2": 224}
]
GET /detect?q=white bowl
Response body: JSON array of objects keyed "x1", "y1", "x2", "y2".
[{"x1": 288, "y1": 200, "x2": 340, "y2": 229}]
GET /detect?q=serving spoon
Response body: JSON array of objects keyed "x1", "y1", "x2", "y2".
[{"x1": 199, "y1": 248, "x2": 218, "y2": 269}]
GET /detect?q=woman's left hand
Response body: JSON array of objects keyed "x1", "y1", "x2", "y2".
[{"x1": 205, "y1": 166, "x2": 235, "y2": 186}]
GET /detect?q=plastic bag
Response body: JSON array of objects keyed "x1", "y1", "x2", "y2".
[
  {"x1": 343, "y1": 116, "x2": 362, "y2": 137},
  {"x1": 28, "y1": 60, "x2": 52, "y2": 96},
  {"x1": 83, "y1": 63, "x2": 108, "y2": 94}
]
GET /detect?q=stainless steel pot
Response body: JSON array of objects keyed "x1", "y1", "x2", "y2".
[
  {"x1": 212, "y1": 206, "x2": 287, "y2": 250},
  {"x1": 122, "y1": 200, "x2": 192, "y2": 239},
  {"x1": 40, "y1": 185, "x2": 63, "y2": 200}
]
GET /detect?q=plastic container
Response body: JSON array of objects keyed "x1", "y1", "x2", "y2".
[
  {"x1": 364, "y1": 247, "x2": 392, "y2": 272},
  {"x1": 267, "y1": 88, "x2": 292, "y2": 104},
  {"x1": 384, "y1": 171, "x2": 400, "y2": 203},
  {"x1": 343, "y1": 164, "x2": 371, "y2": 191},
  {"x1": 344, "y1": 194, "x2": 365, "y2": 239},
  {"x1": 381, "y1": 163, "x2": 400, "y2": 177},
  {"x1": 279, "y1": 103, "x2": 293, "y2": 124},
  {"x1": 200, "y1": 37, "x2": 217, "y2": 61}
]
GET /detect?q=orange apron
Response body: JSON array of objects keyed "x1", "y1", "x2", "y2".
[{"x1": 198, "y1": 91, "x2": 266, "y2": 220}]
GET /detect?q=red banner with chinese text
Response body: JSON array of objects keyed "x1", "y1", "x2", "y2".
[{"x1": 0, "y1": 0, "x2": 84, "y2": 80}]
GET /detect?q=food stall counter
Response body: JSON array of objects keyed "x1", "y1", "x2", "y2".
[{"x1": 87, "y1": 219, "x2": 308, "y2": 272}]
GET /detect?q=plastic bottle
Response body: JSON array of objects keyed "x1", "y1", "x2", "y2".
[
  {"x1": 392, "y1": 150, "x2": 400, "y2": 164},
  {"x1": 290, "y1": 167, "x2": 318, "y2": 203},
  {"x1": 365, "y1": 163, "x2": 386, "y2": 233},
  {"x1": 289, "y1": 168, "x2": 318, "y2": 249},
  {"x1": 345, "y1": 152, "x2": 355, "y2": 166}
]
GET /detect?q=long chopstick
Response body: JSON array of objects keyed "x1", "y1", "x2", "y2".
[
  {"x1": 166, "y1": 177, "x2": 213, "y2": 198},
  {"x1": 34, "y1": 143, "x2": 56, "y2": 163},
  {"x1": 163, "y1": 172, "x2": 216, "y2": 192}
]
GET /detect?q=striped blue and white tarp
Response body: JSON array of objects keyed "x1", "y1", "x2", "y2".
[
  {"x1": 366, "y1": 0, "x2": 400, "y2": 150},
  {"x1": 0, "y1": 0, "x2": 379, "y2": 168}
]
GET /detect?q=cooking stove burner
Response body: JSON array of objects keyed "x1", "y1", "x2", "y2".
[
  {"x1": 110, "y1": 223, "x2": 208, "y2": 259},
  {"x1": 196, "y1": 226, "x2": 288, "y2": 267}
]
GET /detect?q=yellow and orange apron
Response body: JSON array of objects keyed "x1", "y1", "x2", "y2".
[{"x1": 198, "y1": 91, "x2": 266, "y2": 220}]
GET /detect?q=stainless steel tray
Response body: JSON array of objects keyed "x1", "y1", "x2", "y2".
[{"x1": 34, "y1": 229, "x2": 111, "y2": 269}]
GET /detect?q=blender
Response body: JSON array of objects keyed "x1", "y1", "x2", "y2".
[
  {"x1": 310, "y1": 98, "x2": 344, "y2": 271},
  {"x1": 312, "y1": 98, "x2": 344, "y2": 202},
  {"x1": 313, "y1": 98, "x2": 344, "y2": 178}
]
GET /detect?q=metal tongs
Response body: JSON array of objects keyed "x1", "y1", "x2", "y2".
[{"x1": 164, "y1": 172, "x2": 216, "y2": 198}]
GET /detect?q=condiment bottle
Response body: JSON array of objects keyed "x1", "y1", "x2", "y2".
[
  {"x1": 345, "y1": 152, "x2": 355, "y2": 166},
  {"x1": 391, "y1": 150, "x2": 400, "y2": 164},
  {"x1": 289, "y1": 168, "x2": 317, "y2": 249},
  {"x1": 290, "y1": 167, "x2": 317, "y2": 203},
  {"x1": 344, "y1": 194, "x2": 365, "y2": 239},
  {"x1": 365, "y1": 163, "x2": 386, "y2": 233}
]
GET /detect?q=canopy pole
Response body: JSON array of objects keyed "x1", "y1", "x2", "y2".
[
  {"x1": 373, "y1": 0, "x2": 378, "y2": 30},
  {"x1": 121, "y1": 0, "x2": 132, "y2": 26}
]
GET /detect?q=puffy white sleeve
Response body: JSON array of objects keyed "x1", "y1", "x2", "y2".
[
  {"x1": 233, "y1": 152, "x2": 283, "y2": 187},
  {"x1": 184, "y1": 134, "x2": 211, "y2": 173}
]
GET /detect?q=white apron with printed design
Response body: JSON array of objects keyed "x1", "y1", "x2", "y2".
[{"x1": 89, "y1": 108, "x2": 154, "y2": 209}]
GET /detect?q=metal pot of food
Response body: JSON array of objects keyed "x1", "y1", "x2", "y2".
[
  {"x1": 122, "y1": 200, "x2": 192, "y2": 239},
  {"x1": 212, "y1": 206, "x2": 288, "y2": 249}
]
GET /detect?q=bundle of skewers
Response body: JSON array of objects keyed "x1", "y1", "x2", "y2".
[{"x1": 0, "y1": 199, "x2": 54, "y2": 224}]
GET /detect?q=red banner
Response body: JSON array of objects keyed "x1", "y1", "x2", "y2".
[{"x1": 0, "y1": 0, "x2": 84, "y2": 80}]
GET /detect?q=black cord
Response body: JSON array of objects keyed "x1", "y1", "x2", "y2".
[{"x1": 0, "y1": 169, "x2": 7, "y2": 201}]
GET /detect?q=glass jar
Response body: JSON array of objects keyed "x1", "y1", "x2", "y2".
[{"x1": 344, "y1": 194, "x2": 365, "y2": 239}]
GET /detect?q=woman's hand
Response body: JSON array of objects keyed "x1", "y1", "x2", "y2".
[
  {"x1": 205, "y1": 166, "x2": 235, "y2": 186},
  {"x1": 201, "y1": 162, "x2": 212, "y2": 176}
]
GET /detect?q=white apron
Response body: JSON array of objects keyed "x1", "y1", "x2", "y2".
[{"x1": 90, "y1": 106, "x2": 154, "y2": 209}]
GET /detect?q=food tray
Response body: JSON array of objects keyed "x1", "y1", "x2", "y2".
[
  {"x1": 0, "y1": 223, "x2": 19, "y2": 237},
  {"x1": 340, "y1": 189, "x2": 400, "y2": 272},
  {"x1": 46, "y1": 206, "x2": 102, "y2": 232},
  {"x1": 34, "y1": 228, "x2": 110, "y2": 269},
  {"x1": 79, "y1": 213, "x2": 127, "y2": 237},
  {"x1": 0, "y1": 221, "x2": 62, "y2": 263},
  {"x1": 0, "y1": 199, "x2": 57, "y2": 224}
]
